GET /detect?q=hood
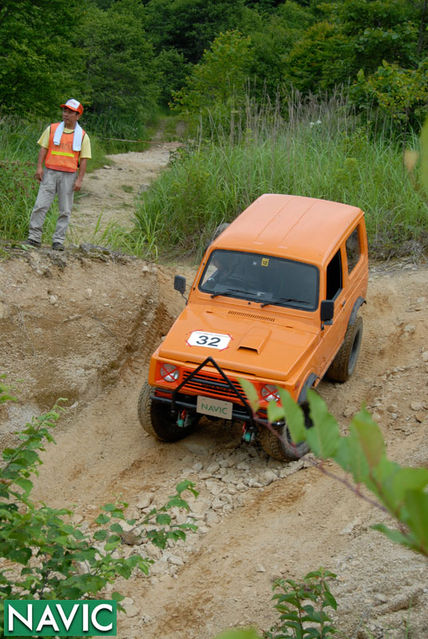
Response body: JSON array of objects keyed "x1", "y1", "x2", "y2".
[{"x1": 157, "y1": 304, "x2": 319, "y2": 382}]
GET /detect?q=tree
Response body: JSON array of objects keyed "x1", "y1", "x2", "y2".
[
  {"x1": 75, "y1": 0, "x2": 160, "y2": 138},
  {"x1": 244, "y1": 1, "x2": 316, "y2": 97},
  {"x1": 172, "y1": 30, "x2": 254, "y2": 114},
  {"x1": 282, "y1": 0, "x2": 425, "y2": 93},
  {"x1": 0, "y1": 0, "x2": 84, "y2": 116},
  {"x1": 145, "y1": 0, "x2": 247, "y2": 63},
  {"x1": 351, "y1": 60, "x2": 428, "y2": 129}
]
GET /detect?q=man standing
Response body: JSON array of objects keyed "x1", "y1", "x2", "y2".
[{"x1": 26, "y1": 98, "x2": 91, "y2": 250}]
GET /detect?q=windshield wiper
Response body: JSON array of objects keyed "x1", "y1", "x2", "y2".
[
  {"x1": 260, "y1": 297, "x2": 308, "y2": 308},
  {"x1": 211, "y1": 288, "x2": 249, "y2": 299}
]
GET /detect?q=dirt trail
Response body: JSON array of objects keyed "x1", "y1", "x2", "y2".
[
  {"x1": 0, "y1": 145, "x2": 427, "y2": 639},
  {"x1": 70, "y1": 142, "x2": 181, "y2": 241}
]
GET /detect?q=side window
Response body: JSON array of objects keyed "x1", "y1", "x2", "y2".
[
  {"x1": 326, "y1": 250, "x2": 342, "y2": 300},
  {"x1": 346, "y1": 226, "x2": 361, "y2": 273}
]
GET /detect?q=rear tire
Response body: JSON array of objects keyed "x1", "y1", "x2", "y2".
[
  {"x1": 138, "y1": 383, "x2": 199, "y2": 442},
  {"x1": 259, "y1": 404, "x2": 311, "y2": 462},
  {"x1": 327, "y1": 316, "x2": 363, "y2": 383}
]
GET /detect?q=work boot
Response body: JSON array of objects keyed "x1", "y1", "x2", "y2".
[
  {"x1": 25, "y1": 238, "x2": 41, "y2": 248},
  {"x1": 52, "y1": 242, "x2": 64, "y2": 251}
]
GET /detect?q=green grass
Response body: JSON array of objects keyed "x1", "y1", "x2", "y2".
[
  {"x1": 114, "y1": 101, "x2": 427, "y2": 261},
  {"x1": 1, "y1": 104, "x2": 427, "y2": 259}
]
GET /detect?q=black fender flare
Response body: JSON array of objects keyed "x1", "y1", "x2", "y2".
[
  {"x1": 349, "y1": 296, "x2": 366, "y2": 326},
  {"x1": 298, "y1": 373, "x2": 318, "y2": 404}
]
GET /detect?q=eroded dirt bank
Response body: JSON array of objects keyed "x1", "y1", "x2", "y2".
[
  {"x1": 1, "y1": 249, "x2": 427, "y2": 639},
  {"x1": 1, "y1": 145, "x2": 427, "y2": 639}
]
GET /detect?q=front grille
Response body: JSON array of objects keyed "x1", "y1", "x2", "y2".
[{"x1": 181, "y1": 371, "x2": 245, "y2": 404}]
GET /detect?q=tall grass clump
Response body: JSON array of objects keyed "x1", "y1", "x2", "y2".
[
  {"x1": 0, "y1": 116, "x2": 42, "y2": 241},
  {"x1": 125, "y1": 93, "x2": 426, "y2": 260}
]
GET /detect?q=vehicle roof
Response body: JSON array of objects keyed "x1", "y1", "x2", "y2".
[{"x1": 212, "y1": 194, "x2": 364, "y2": 267}]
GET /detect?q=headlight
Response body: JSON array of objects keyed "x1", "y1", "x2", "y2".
[
  {"x1": 160, "y1": 363, "x2": 180, "y2": 382},
  {"x1": 260, "y1": 384, "x2": 280, "y2": 402}
]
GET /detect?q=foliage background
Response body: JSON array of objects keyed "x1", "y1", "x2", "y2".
[
  {"x1": 0, "y1": 0, "x2": 427, "y2": 255},
  {"x1": 1, "y1": 0, "x2": 426, "y2": 138}
]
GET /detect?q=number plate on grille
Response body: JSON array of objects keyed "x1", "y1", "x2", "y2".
[{"x1": 197, "y1": 395, "x2": 233, "y2": 420}]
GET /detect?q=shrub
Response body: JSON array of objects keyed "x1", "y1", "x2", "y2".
[{"x1": 0, "y1": 381, "x2": 198, "y2": 635}]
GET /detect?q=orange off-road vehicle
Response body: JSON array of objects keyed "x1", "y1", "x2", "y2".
[{"x1": 138, "y1": 194, "x2": 368, "y2": 461}]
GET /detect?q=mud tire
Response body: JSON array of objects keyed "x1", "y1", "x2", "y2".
[
  {"x1": 138, "y1": 383, "x2": 198, "y2": 442},
  {"x1": 327, "y1": 316, "x2": 363, "y2": 383},
  {"x1": 259, "y1": 405, "x2": 311, "y2": 462},
  {"x1": 259, "y1": 423, "x2": 310, "y2": 462}
]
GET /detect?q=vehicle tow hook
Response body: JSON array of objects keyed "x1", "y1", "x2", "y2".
[
  {"x1": 242, "y1": 424, "x2": 256, "y2": 443},
  {"x1": 177, "y1": 410, "x2": 188, "y2": 428}
]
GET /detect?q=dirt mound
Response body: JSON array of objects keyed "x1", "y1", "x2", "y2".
[
  {"x1": 0, "y1": 246, "x2": 176, "y2": 444},
  {"x1": 1, "y1": 145, "x2": 427, "y2": 639}
]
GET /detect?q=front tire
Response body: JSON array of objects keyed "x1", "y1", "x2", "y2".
[
  {"x1": 259, "y1": 405, "x2": 311, "y2": 462},
  {"x1": 259, "y1": 423, "x2": 309, "y2": 462},
  {"x1": 138, "y1": 383, "x2": 199, "y2": 442},
  {"x1": 327, "y1": 316, "x2": 363, "y2": 383}
]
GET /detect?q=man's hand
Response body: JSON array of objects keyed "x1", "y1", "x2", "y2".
[
  {"x1": 35, "y1": 147, "x2": 48, "y2": 181},
  {"x1": 74, "y1": 158, "x2": 87, "y2": 191}
]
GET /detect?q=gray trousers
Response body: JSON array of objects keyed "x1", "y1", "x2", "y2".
[{"x1": 28, "y1": 168, "x2": 77, "y2": 244}]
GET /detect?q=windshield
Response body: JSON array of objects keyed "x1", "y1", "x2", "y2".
[{"x1": 199, "y1": 250, "x2": 319, "y2": 310}]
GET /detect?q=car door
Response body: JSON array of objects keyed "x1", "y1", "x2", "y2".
[{"x1": 317, "y1": 247, "x2": 348, "y2": 375}]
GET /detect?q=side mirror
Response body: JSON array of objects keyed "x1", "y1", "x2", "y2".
[
  {"x1": 174, "y1": 275, "x2": 186, "y2": 296},
  {"x1": 320, "y1": 300, "x2": 334, "y2": 322}
]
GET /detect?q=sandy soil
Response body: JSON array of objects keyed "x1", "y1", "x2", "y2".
[{"x1": 0, "y1": 144, "x2": 427, "y2": 639}]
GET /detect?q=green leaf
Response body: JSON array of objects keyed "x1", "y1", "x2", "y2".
[
  {"x1": 277, "y1": 387, "x2": 306, "y2": 443},
  {"x1": 95, "y1": 513, "x2": 110, "y2": 525},
  {"x1": 391, "y1": 467, "x2": 428, "y2": 503},
  {"x1": 305, "y1": 390, "x2": 340, "y2": 458},
  {"x1": 213, "y1": 629, "x2": 262, "y2": 639},
  {"x1": 344, "y1": 427, "x2": 370, "y2": 484},
  {"x1": 323, "y1": 589, "x2": 338, "y2": 610},
  {"x1": 373, "y1": 461, "x2": 428, "y2": 513},
  {"x1": 350, "y1": 408, "x2": 385, "y2": 469},
  {"x1": 238, "y1": 378, "x2": 260, "y2": 413},
  {"x1": 111, "y1": 591, "x2": 125, "y2": 602},
  {"x1": 267, "y1": 400, "x2": 285, "y2": 424},
  {"x1": 102, "y1": 503, "x2": 118, "y2": 512},
  {"x1": 110, "y1": 523, "x2": 124, "y2": 534},
  {"x1": 156, "y1": 513, "x2": 171, "y2": 525},
  {"x1": 175, "y1": 479, "x2": 197, "y2": 496},
  {"x1": 403, "y1": 490, "x2": 428, "y2": 553},
  {"x1": 165, "y1": 496, "x2": 190, "y2": 510},
  {"x1": 8, "y1": 547, "x2": 32, "y2": 564},
  {"x1": 372, "y1": 523, "x2": 416, "y2": 550},
  {"x1": 14, "y1": 477, "x2": 33, "y2": 496},
  {"x1": 93, "y1": 530, "x2": 108, "y2": 541}
]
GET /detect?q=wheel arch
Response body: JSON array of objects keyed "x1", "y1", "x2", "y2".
[
  {"x1": 349, "y1": 296, "x2": 366, "y2": 325},
  {"x1": 297, "y1": 372, "x2": 318, "y2": 404}
]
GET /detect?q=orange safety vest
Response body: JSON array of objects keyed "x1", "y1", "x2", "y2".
[{"x1": 44, "y1": 122, "x2": 86, "y2": 173}]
